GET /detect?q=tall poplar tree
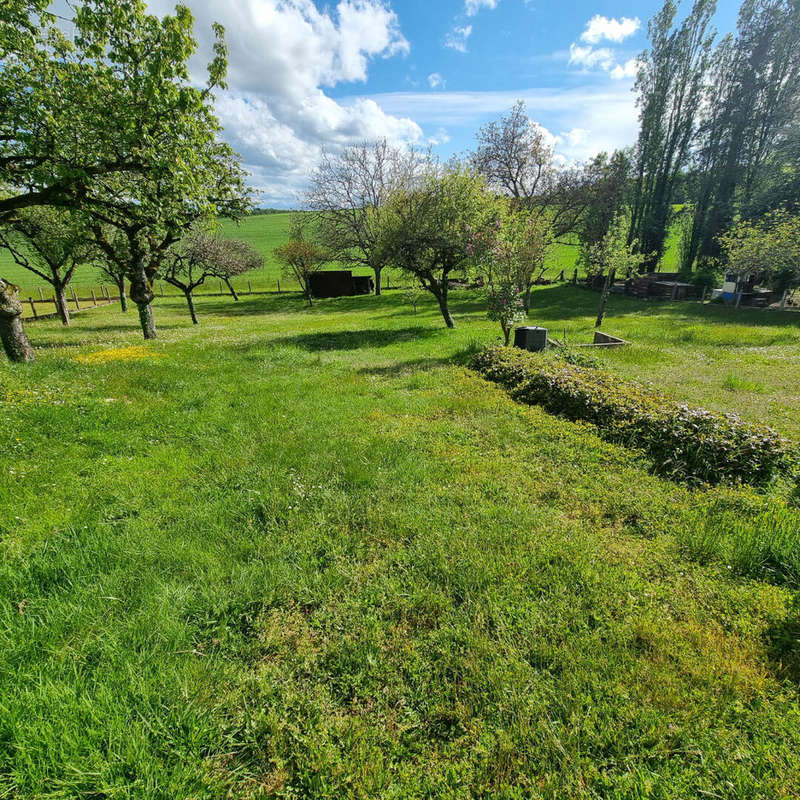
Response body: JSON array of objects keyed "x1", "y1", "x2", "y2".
[
  {"x1": 683, "y1": 0, "x2": 800, "y2": 269},
  {"x1": 629, "y1": 0, "x2": 716, "y2": 269}
]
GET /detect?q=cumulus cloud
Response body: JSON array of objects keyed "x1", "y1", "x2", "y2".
[
  {"x1": 428, "y1": 72, "x2": 446, "y2": 89},
  {"x1": 465, "y1": 0, "x2": 499, "y2": 16},
  {"x1": 569, "y1": 43, "x2": 616, "y2": 71},
  {"x1": 144, "y1": 0, "x2": 420, "y2": 206},
  {"x1": 580, "y1": 15, "x2": 640, "y2": 44},
  {"x1": 568, "y1": 15, "x2": 641, "y2": 81},
  {"x1": 445, "y1": 24, "x2": 473, "y2": 52},
  {"x1": 610, "y1": 58, "x2": 639, "y2": 80}
]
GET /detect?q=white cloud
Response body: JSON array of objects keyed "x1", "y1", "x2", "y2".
[
  {"x1": 143, "y1": 0, "x2": 419, "y2": 206},
  {"x1": 445, "y1": 24, "x2": 472, "y2": 52},
  {"x1": 357, "y1": 85, "x2": 639, "y2": 163},
  {"x1": 610, "y1": 58, "x2": 639, "y2": 80},
  {"x1": 465, "y1": 0, "x2": 499, "y2": 16},
  {"x1": 427, "y1": 72, "x2": 446, "y2": 89},
  {"x1": 558, "y1": 127, "x2": 590, "y2": 149},
  {"x1": 580, "y1": 15, "x2": 640, "y2": 44},
  {"x1": 428, "y1": 127, "x2": 451, "y2": 146},
  {"x1": 569, "y1": 43, "x2": 615, "y2": 71}
]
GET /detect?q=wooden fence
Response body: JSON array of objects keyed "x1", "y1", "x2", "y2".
[
  {"x1": 20, "y1": 274, "x2": 411, "y2": 322},
  {"x1": 22, "y1": 286, "x2": 118, "y2": 322}
]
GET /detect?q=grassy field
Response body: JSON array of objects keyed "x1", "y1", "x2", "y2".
[
  {"x1": 2, "y1": 285, "x2": 800, "y2": 797},
  {"x1": 0, "y1": 212, "x2": 582, "y2": 299}
]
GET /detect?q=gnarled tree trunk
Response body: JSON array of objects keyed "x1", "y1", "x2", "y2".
[
  {"x1": 430, "y1": 277, "x2": 455, "y2": 328},
  {"x1": 55, "y1": 284, "x2": 71, "y2": 326},
  {"x1": 129, "y1": 263, "x2": 157, "y2": 339},
  {"x1": 0, "y1": 279, "x2": 35, "y2": 362}
]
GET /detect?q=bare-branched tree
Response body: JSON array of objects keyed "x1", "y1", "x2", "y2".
[{"x1": 306, "y1": 141, "x2": 428, "y2": 295}]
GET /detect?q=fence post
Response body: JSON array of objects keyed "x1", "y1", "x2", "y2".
[
  {"x1": 38, "y1": 287, "x2": 44, "y2": 301},
  {"x1": 160, "y1": 283, "x2": 165, "y2": 297},
  {"x1": 671, "y1": 283, "x2": 678, "y2": 301},
  {"x1": 218, "y1": 281, "x2": 223, "y2": 293},
  {"x1": 277, "y1": 279, "x2": 281, "y2": 293},
  {"x1": 91, "y1": 289, "x2": 97, "y2": 306},
  {"x1": 71, "y1": 287, "x2": 81, "y2": 310},
  {"x1": 29, "y1": 297, "x2": 38, "y2": 319},
  {"x1": 248, "y1": 280, "x2": 252, "y2": 294}
]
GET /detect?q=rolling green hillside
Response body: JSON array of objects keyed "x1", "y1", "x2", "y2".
[{"x1": 1, "y1": 212, "x2": 582, "y2": 297}]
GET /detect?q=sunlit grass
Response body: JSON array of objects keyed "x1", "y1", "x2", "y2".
[{"x1": 1, "y1": 286, "x2": 799, "y2": 797}]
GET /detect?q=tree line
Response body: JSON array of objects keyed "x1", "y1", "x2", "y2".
[{"x1": 3, "y1": 0, "x2": 798, "y2": 363}]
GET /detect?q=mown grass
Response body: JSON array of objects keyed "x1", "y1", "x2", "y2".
[{"x1": 1, "y1": 286, "x2": 800, "y2": 797}]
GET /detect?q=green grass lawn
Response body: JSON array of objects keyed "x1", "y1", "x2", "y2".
[{"x1": 2, "y1": 286, "x2": 800, "y2": 797}]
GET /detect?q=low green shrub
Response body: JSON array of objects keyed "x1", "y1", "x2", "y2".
[{"x1": 471, "y1": 345, "x2": 796, "y2": 486}]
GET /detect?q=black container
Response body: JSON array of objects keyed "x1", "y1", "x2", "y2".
[{"x1": 514, "y1": 326, "x2": 548, "y2": 352}]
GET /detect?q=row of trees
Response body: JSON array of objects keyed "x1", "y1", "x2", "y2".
[
  {"x1": 1, "y1": 0, "x2": 255, "y2": 362},
  {"x1": 631, "y1": 0, "x2": 800, "y2": 270}
]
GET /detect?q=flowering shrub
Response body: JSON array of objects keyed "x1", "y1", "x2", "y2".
[
  {"x1": 471, "y1": 345, "x2": 796, "y2": 486},
  {"x1": 486, "y1": 284, "x2": 525, "y2": 345}
]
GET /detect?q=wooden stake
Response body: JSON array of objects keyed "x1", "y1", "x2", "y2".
[
  {"x1": 29, "y1": 297, "x2": 38, "y2": 318},
  {"x1": 38, "y1": 287, "x2": 44, "y2": 301},
  {"x1": 91, "y1": 289, "x2": 97, "y2": 306},
  {"x1": 71, "y1": 287, "x2": 81, "y2": 310},
  {"x1": 248, "y1": 280, "x2": 252, "y2": 294}
]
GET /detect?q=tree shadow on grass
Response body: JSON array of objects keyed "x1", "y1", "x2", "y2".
[{"x1": 273, "y1": 326, "x2": 442, "y2": 352}]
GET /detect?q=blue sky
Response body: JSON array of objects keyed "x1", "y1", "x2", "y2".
[{"x1": 145, "y1": 0, "x2": 741, "y2": 206}]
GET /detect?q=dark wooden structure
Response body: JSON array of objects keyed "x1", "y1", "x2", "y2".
[{"x1": 309, "y1": 271, "x2": 373, "y2": 298}]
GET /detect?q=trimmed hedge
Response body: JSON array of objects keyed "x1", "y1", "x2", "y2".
[{"x1": 471, "y1": 346, "x2": 796, "y2": 486}]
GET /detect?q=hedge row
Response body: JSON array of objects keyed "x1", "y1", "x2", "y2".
[{"x1": 471, "y1": 346, "x2": 796, "y2": 486}]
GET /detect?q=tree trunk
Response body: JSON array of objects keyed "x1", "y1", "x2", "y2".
[
  {"x1": 224, "y1": 277, "x2": 239, "y2": 301},
  {"x1": 0, "y1": 279, "x2": 35, "y2": 362},
  {"x1": 117, "y1": 276, "x2": 128, "y2": 312},
  {"x1": 185, "y1": 290, "x2": 199, "y2": 324},
  {"x1": 55, "y1": 284, "x2": 71, "y2": 326},
  {"x1": 431, "y1": 281, "x2": 455, "y2": 328},
  {"x1": 503, "y1": 325, "x2": 511, "y2": 346},
  {"x1": 137, "y1": 303, "x2": 157, "y2": 339},
  {"x1": 523, "y1": 283, "x2": 533, "y2": 314},
  {"x1": 595, "y1": 268, "x2": 616, "y2": 328},
  {"x1": 129, "y1": 263, "x2": 157, "y2": 339},
  {"x1": 374, "y1": 266, "x2": 382, "y2": 296}
]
